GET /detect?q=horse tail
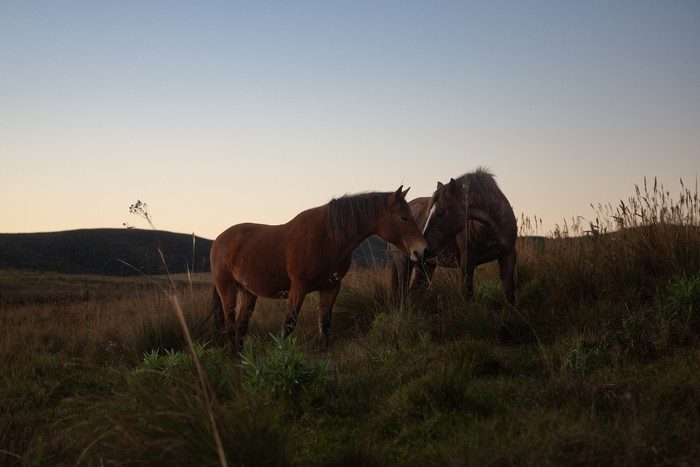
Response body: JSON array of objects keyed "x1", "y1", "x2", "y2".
[{"x1": 211, "y1": 285, "x2": 224, "y2": 330}]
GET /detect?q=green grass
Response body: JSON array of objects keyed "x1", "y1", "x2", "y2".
[{"x1": 1, "y1": 178, "x2": 699, "y2": 466}]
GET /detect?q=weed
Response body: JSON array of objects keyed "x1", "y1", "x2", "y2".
[
  {"x1": 123, "y1": 200, "x2": 227, "y2": 466},
  {"x1": 129, "y1": 342, "x2": 234, "y2": 400},
  {"x1": 371, "y1": 344, "x2": 398, "y2": 365},
  {"x1": 474, "y1": 279, "x2": 507, "y2": 309},
  {"x1": 239, "y1": 334, "x2": 330, "y2": 408},
  {"x1": 664, "y1": 273, "x2": 700, "y2": 322},
  {"x1": 564, "y1": 339, "x2": 606, "y2": 375}
]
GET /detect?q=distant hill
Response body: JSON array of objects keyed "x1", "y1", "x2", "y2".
[
  {"x1": 0, "y1": 229, "x2": 213, "y2": 276},
  {"x1": 0, "y1": 229, "x2": 394, "y2": 276},
  {"x1": 350, "y1": 235, "x2": 395, "y2": 268}
]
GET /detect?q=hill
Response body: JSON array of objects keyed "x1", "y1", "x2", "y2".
[
  {"x1": 0, "y1": 229, "x2": 213, "y2": 276},
  {"x1": 0, "y1": 229, "x2": 394, "y2": 276}
]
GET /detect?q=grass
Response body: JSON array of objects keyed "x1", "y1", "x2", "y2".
[{"x1": 1, "y1": 178, "x2": 700, "y2": 465}]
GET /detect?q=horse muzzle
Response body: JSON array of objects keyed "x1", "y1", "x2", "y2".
[{"x1": 408, "y1": 245, "x2": 430, "y2": 263}]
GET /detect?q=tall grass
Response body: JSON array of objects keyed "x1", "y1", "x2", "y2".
[
  {"x1": 125, "y1": 200, "x2": 227, "y2": 466},
  {"x1": 523, "y1": 177, "x2": 700, "y2": 312},
  {"x1": 1, "y1": 178, "x2": 699, "y2": 465}
]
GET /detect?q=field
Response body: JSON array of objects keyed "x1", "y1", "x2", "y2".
[{"x1": 2, "y1": 179, "x2": 700, "y2": 466}]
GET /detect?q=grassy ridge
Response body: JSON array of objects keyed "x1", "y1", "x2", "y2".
[
  {"x1": 0, "y1": 228, "x2": 214, "y2": 276},
  {"x1": 1, "y1": 178, "x2": 699, "y2": 465}
]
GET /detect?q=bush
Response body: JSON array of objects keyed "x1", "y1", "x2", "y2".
[
  {"x1": 664, "y1": 274, "x2": 700, "y2": 323},
  {"x1": 239, "y1": 334, "x2": 330, "y2": 408},
  {"x1": 128, "y1": 341, "x2": 234, "y2": 400}
]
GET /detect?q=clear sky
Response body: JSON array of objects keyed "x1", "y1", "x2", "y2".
[{"x1": 2, "y1": 1, "x2": 698, "y2": 239}]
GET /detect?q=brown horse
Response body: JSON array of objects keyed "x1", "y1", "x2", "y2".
[
  {"x1": 211, "y1": 187, "x2": 428, "y2": 348},
  {"x1": 391, "y1": 168, "x2": 517, "y2": 305}
]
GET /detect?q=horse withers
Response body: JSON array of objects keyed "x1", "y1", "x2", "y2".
[
  {"x1": 391, "y1": 168, "x2": 517, "y2": 306},
  {"x1": 211, "y1": 187, "x2": 428, "y2": 348}
]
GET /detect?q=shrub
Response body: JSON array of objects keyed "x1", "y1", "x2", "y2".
[
  {"x1": 239, "y1": 334, "x2": 330, "y2": 408},
  {"x1": 664, "y1": 274, "x2": 700, "y2": 323},
  {"x1": 563, "y1": 339, "x2": 607, "y2": 375},
  {"x1": 474, "y1": 279, "x2": 507, "y2": 309},
  {"x1": 128, "y1": 341, "x2": 234, "y2": 400}
]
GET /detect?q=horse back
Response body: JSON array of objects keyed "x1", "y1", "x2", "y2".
[
  {"x1": 210, "y1": 208, "x2": 347, "y2": 297},
  {"x1": 210, "y1": 222, "x2": 290, "y2": 293}
]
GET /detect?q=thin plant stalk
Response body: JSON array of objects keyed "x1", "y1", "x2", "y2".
[
  {"x1": 171, "y1": 294, "x2": 227, "y2": 467},
  {"x1": 128, "y1": 200, "x2": 228, "y2": 467}
]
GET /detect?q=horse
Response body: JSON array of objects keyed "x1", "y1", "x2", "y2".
[
  {"x1": 211, "y1": 187, "x2": 429, "y2": 348},
  {"x1": 391, "y1": 168, "x2": 517, "y2": 306}
]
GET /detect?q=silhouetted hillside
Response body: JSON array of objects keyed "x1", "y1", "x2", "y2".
[
  {"x1": 0, "y1": 229, "x2": 213, "y2": 276},
  {"x1": 0, "y1": 229, "x2": 395, "y2": 276},
  {"x1": 351, "y1": 235, "x2": 395, "y2": 268}
]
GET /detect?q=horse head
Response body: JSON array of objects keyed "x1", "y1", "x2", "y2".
[
  {"x1": 378, "y1": 186, "x2": 429, "y2": 262},
  {"x1": 422, "y1": 178, "x2": 468, "y2": 255}
]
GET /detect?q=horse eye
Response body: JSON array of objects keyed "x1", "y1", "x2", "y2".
[{"x1": 400, "y1": 216, "x2": 409, "y2": 222}]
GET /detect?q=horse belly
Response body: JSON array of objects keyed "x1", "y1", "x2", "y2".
[
  {"x1": 224, "y1": 234, "x2": 290, "y2": 298},
  {"x1": 232, "y1": 265, "x2": 292, "y2": 299}
]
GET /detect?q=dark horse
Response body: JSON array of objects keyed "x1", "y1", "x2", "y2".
[
  {"x1": 391, "y1": 168, "x2": 517, "y2": 305},
  {"x1": 211, "y1": 187, "x2": 428, "y2": 348}
]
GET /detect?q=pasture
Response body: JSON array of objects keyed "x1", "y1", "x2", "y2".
[{"x1": 2, "y1": 180, "x2": 700, "y2": 466}]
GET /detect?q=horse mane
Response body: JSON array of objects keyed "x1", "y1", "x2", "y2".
[
  {"x1": 430, "y1": 167, "x2": 512, "y2": 228},
  {"x1": 327, "y1": 192, "x2": 389, "y2": 239},
  {"x1": 466, "y1": 167, "x2": 502, "y2": 195},
  {"x1": 448, "y1": 167, "x2": 508, "y2": 205}
]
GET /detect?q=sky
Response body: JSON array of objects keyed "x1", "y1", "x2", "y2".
[{"x1": 2, "y1": 1, "x2": 699, "y2": 239}]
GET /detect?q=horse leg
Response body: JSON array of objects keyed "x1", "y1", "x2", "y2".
[
  {"x1": 456, "y1": 233, "x2": 476, "y2": 301},
  {"x1": 318, "y1": 286, "x2": 341, "y2": 348},
  {"x1": 499, "y1": 251, "x2": 517, "y2": 306},
  {"x1": 211, "y1": 286, "x2": 225, "y2": 331},
  {"x1": 461, "y1": 254, "x2": 477, "y2": 301},
  {"x1": 283, "y1": 283, "x2": 308, "y2": 337},
  {"x1": 391, "y1": 254, "x2": 413, "y2": 309},
  {"x1": 234, "y1": 289, "x2": 258, "y2": 348},
  {"x1": 216, "y1": 281, "x2": 239, "y2": 345}
]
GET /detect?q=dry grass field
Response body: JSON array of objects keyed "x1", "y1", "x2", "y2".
[{"x1": 2, "y1": 178, "x2": 699, "y2": 466}]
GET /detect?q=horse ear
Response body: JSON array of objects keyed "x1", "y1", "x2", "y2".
[
  {"x1": 447, "y1": 178, "x2": 458, "y2": 194},
  {"x1": 436, "y1": 181, "x2": 444, "y2": 190},
  {"x1": 388, "y1": 186, "x2": 403, "y2": 205},
  {"x1": 402, "y1": 187, "x2": 410, "y2": 198}
]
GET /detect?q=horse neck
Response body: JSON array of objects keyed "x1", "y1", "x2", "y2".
[{"x1": 326, "y1": 206, "x2": 379, "y2": 258}]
